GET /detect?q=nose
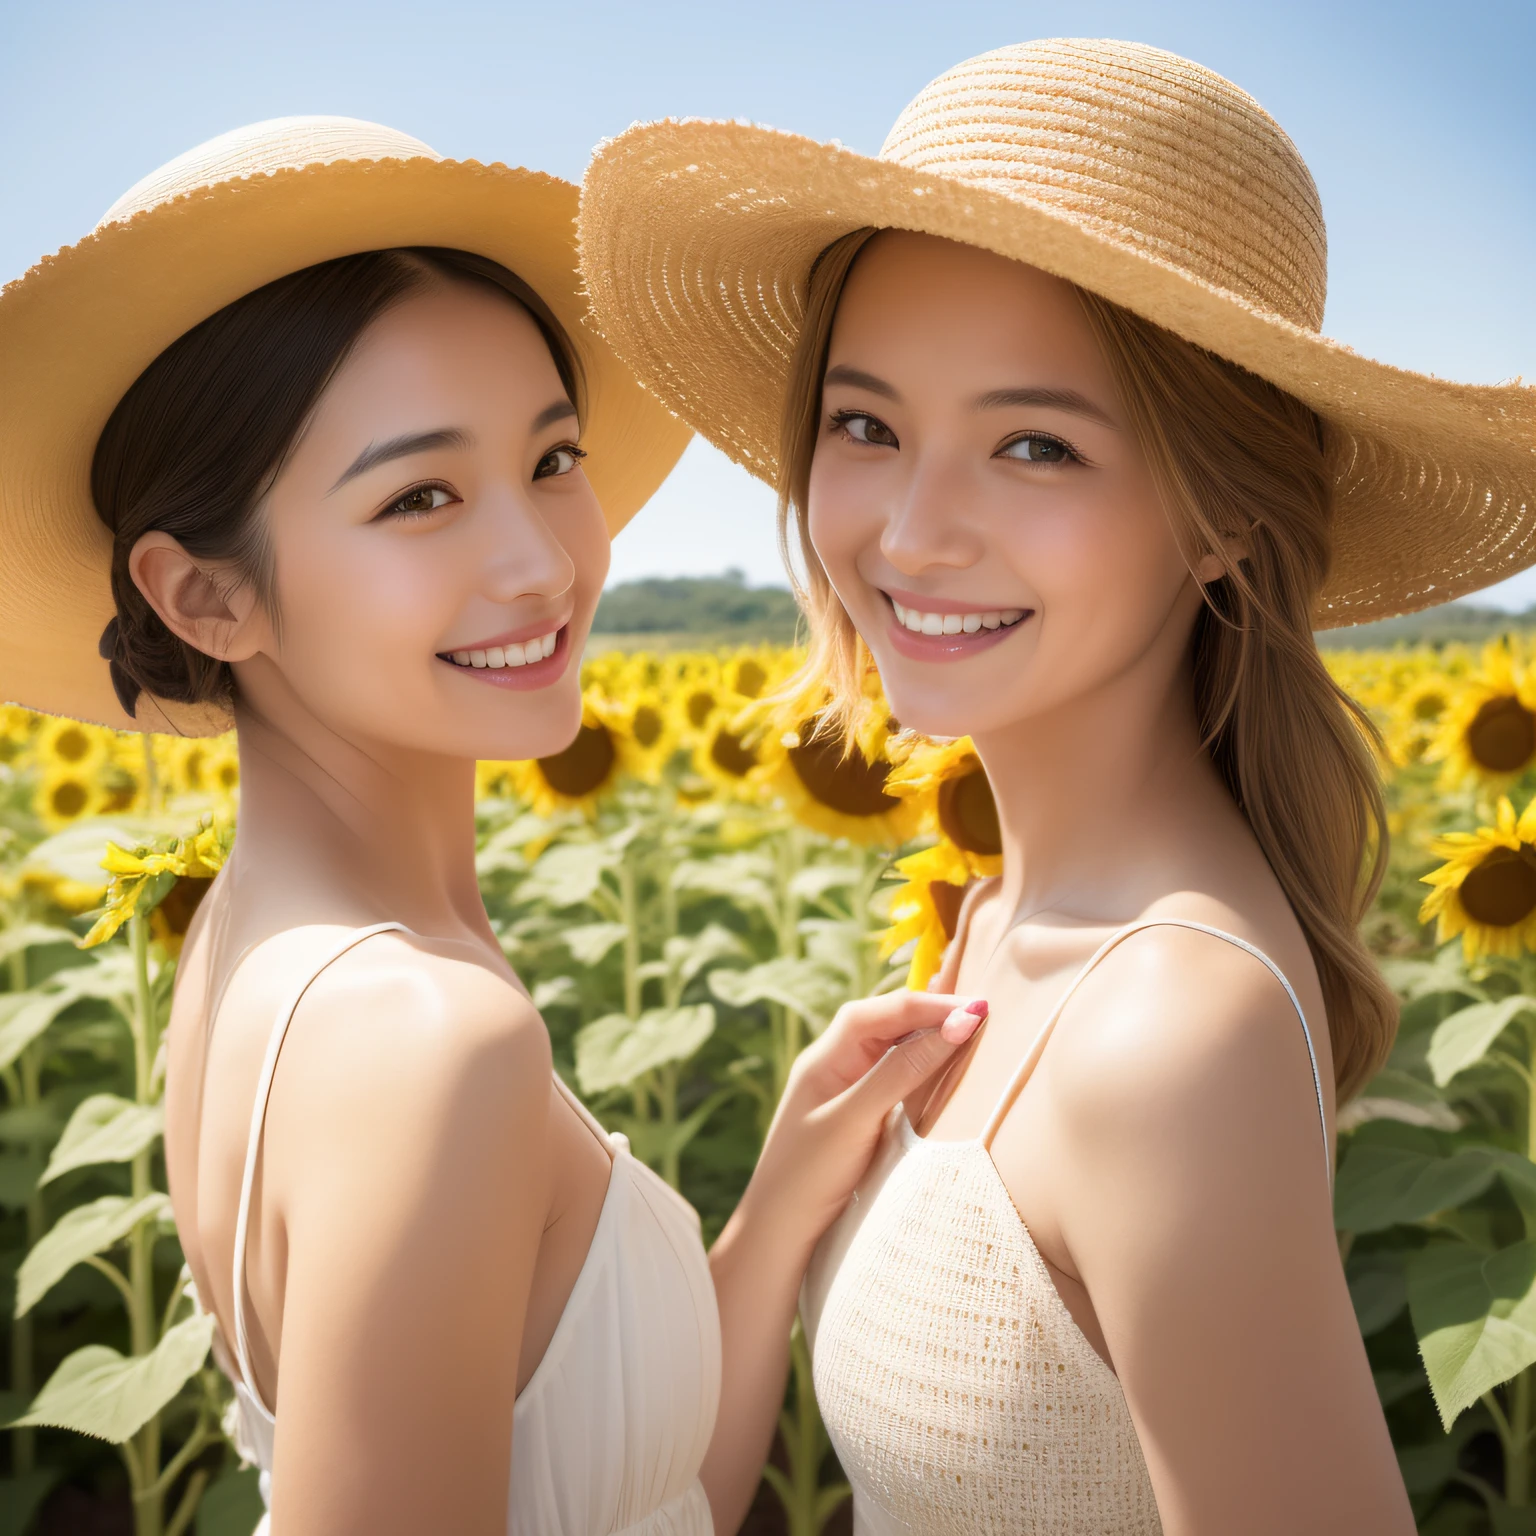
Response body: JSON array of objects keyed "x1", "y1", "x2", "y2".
[
  {"x1": 480, "y1": 485, "x2": 580, "y2": 605},
  {"x1": 879, "y1": 452, "x2": 986, "y2": 577}
]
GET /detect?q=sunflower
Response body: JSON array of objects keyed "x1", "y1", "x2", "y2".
[
  {"x1": 879, "y1": 840, "x2": 975, "y2": 989},
  {"x1": 886, "y1": 737, "x2": 1003, "y2": 875},
  {"x1": 621, "y1": 689, "x2": 678, "y2": 782},
  {"x1": 35, "y1": 764, "x2": 99, "y2": 829},
  {"x1": 34, "y1": 716, "x2": 110, "y2": 778},
  {"x1": 204, "y1": 747, "x2": 242, "y2": 803},
  {"x1": 675, "y1": 657, "x2": 725, "y2": 744},
  {"x1": 1428, "y1": 639, "x2": 1536, "y2": 787},
  {"x1": 508, "y1": 691, "x2": 633, "y2": 816},
  {"x1": 1389, "y1": 671, "x2": 1455, "y2": 766},
  {"x1": 1419, "y1": 796, "x2": 1536, "y2": 961},
  {"x1": 81, "y1": 819, "x2": 232, "y2": 949},
  {"x1": 764, "y1": 709, "x2": 925, "y2": 847},
  {"x1": 693, "y1": 705, "x2": 773, "y2": 802}
]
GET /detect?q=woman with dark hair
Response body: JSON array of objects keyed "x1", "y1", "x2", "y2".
[
  {"x1": 581, "y1": 39, "x2": 1534, "y2": 1535},
  {"x1": 0, "y1": 117, "x2": 985, "y2": 1535}
]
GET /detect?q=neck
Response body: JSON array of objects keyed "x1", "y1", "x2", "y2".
[
  {"x1": 221, "y1": 690, "x2": 489, "y2": 947},
  {"x1": 971, "y1": 653, "x2": 1225, "y2": 929}
]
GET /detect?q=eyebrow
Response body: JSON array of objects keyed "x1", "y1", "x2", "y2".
[
  {"x1": 823, "y1": 364, "x2": 901, "y2": 401},
  {"x1": 970, "y1": 386, "x2": 1117, "y2": 428},
  {"x1": 329, "y1": 428, "x2": 472, "y2": 493}
]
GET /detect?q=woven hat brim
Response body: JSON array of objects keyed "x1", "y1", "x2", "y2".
[
  {"x1": 579, "y1": 119, "x2": 1536, "y2": 630},
  {"x1": 0, "y1": 157, "x2": 691, "y2": 735}
]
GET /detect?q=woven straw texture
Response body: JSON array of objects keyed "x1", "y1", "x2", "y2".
[
  {"x1": 0, "y1": 116, "x2": 690, "y2": 734},
  {"x1": 803, "y1": 1119, "x2": 1161, "y2": 1535},
  {"x1": 579, "y1": 38, "x2": 1536, "y2": 629}
]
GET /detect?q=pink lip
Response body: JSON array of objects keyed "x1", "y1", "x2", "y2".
[
  {"x1": 442, "y1": 611, "x2": 574, "y2": 653},
  {"x1": 880, "y1": 591, "x2": 1033, "y2": 664},
  {"x1": 437, "y1": 624, "x2": 572, "y2": 692}
]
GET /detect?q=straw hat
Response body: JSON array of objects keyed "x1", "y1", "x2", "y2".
[
  {"x1": 579, "y1": 39, "x2": 1535, "y2": 629},
  {"x1": 0, "y1": 116, "x2": 691, "y2": 734}
]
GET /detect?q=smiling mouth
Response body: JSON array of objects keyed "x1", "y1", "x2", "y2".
[
  {"x1": 888, "y1": 597, "x2": 1031, "y2": 636},
  {"x1": 438, "y1": 625, "x2": 563, "y2": 671}
]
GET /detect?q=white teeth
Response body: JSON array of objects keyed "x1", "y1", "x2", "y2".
[
  {"x1": 920, "y1": 612, "x2": 944, "y2": 636},
  {"x1": 450, "y1": 630, "x2": 560, "y2": 669},
  {"x1": 941, "y1": 614, "x2": 963, "y2": 635},
  {"x1": 980, "y1": 613, "x2": 1001, "y2": 630},
  {"x1": 542, "y1": 632, "x2": 557, "y2": 659},
  {"x1": 890, "y1": 594, "x2": 1029, "y2": 638},
  {"x1": 453, "y1": 650, "x2": 471, "y2": 665},
  {"x1": 485, "y1": 646, "x2": 505, "y2": 668},
  {"x1": 469, "y1": 648, "x2": 488, "y2": 667},
  {"x1": 1000, "y1": 609, "x2": 1024, "y2": 625},
  {"x1": 961, "y1": 614, "x2": 981, "y2": 634}
]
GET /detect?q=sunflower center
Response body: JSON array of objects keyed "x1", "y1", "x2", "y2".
[
  {"x1": 1467, "y1": 696, "x2": 1536, "y2": 774},
  {"x1": 788, "y1": 732, "x2": 899, "y2": 817},
  {"x1": 710, "y1": 729, "x2": 759, "y2": 778},
  {"x1": 1413, "y1": 692, "x2": 1447, "y2": 722},
  {"x1": 733, "y1": 660, "x2": 768, "y2": 698},
  {"x1": 54, "y1": 727, "x2": 92, "y2": 763},
  {"x1": 632, "y1": 704, "x2": 665, "y2": 749},
  {"x1": 1459, "y1": 845, "x2": 1536, "y2": 928},
  {"x1": 49, "y1": 780, "x2": 89, "y2": 818},
  {"x1": 930, "y1": 878, "x2": 968, "y2": 941},
  {"x1": 938, "y1": 767, "x2": 1001, "y2": 855},
  {"x1": 539, "y1": 724, "x2": 617, "y2": 798},
  {"x1": 687, "y1": 689, "x2": 717, "y2": 728}
]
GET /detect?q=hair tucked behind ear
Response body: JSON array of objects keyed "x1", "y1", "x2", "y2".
[
  {"x1": 776, "y1": 230, "x2": 1398, "y2": 1103},
  {"x1": 92, "y1": 247, "x2": 584, "y2": 720}
]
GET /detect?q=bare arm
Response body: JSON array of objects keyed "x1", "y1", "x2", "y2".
[
  {"x1": 702, "y1": 990, "x2": 986, "y2": 1532},
  {"x1": 1039, "y1": 929, "x2": 1412, "y2": 1536},
  {"x1": 263, "y1": 949, "x2": 552, "y2": 1536}
]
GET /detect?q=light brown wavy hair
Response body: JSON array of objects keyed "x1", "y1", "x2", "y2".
[{"x1": 777, "y1": 229, "x2": 1397, "y2": 1103}]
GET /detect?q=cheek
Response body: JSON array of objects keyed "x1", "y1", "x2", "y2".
[{"x1": 806, "y1": 453, "x2": 881, "y2": 588}]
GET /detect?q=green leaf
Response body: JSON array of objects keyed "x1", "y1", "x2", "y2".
[
  {"x1": 531, "y1": 976, "x2": 579, "y2": 1012},
  {"x1": 40, "y1": 1095, "x2": 163, "y2": 1185},
  {"x1": 196, "y1": 1466, "x2": 266, "y2": 1536},
  {"x1": 664, "y1": 924, "x2": 748, "y2": 987},
  {"x1": 560, "y1": 923, "x2": 630, "y2": 966},
  {"x1": 1373, "y1": 1367, "x2": 1426, "y2": 1408},
  {"x1": 609, "y1": 1086, "x2": 737, "y2": 1169},
  {"x1": 674, "y1": 855, "x2": 777, "y2": 920},
  {"x1": 1428, "y1": 996, "x2": 1536, "y2": 1086},
  {"x1": 8, "y1": 1310, "x2": 213, "y2": 1441},
  {"x1": 1338, "y1": 1069, "x2": 1460, "y2": 1133},
  {"x1": 0, "y1": 923, "x2": 78, "y2": 964},
  {"x1": 520, "y1": 842, "x2": 616, "y2": 908},
  {"x1": 1380, "y1": 948, "x2": 1484, "y2": 1005},
  {"x1": 1395, "y1": 1410, "x2": 1486, "y2": 1496},
  {"x1": 0, "y1": 983, "x2": 88, "y2": 1074},
  {"x1": 15, "y1": 1192, "x2": 169, "y2": 1316},
  {"x1": 1409, "y1": 1238, "x2": 1536, "y2": 1427},
  {"x1": 708, "y1": 957, "x2": 846, "y2": 1028},
  {"x1": 575, "y1": 1005, "x2": 716, "y2": 1094},
  {"x1": 1333, "y1": 1142, "x2": 1497, "y2": 1233},
  {"x1": 1348, "y1": 1250, "x2": 1409, "y2": 1336},
  {"x1": 789, "y1": 864, "x2": 862, "y2": 903}
]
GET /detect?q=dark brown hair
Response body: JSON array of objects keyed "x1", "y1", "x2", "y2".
[
  {"x1": 778, "y1": 229, "x2": 1397, "y2": 1102},
  {"x1": 92, "y1": 247, "x2": 584, "y2": 718}
]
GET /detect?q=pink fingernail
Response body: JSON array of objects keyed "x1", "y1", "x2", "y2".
[
  {"x1": 941, "y1": 1006, "x2": 984, "y2": 1042},
  {"x1": 965, "y1": 999, "x2": 989, "y2": 1016}
]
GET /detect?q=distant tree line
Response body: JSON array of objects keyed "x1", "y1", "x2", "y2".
[
  {"x1": 593, "y1": 570, "x2": 802, "y2": 642},
  {"x1": 1316, "y1": 601, "x2": 1536, "y2": 650}
]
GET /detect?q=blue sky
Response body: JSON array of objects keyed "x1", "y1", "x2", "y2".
[{"x1": 3, "y1": 1, "x2": 1532, "y2": 608}]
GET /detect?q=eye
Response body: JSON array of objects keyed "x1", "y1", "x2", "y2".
[
  {"x1": 999, "y1": 433, "x2": 1078, "y2": 465},
  {"x1": 380, "y1": 482, "x2": 456, "y2": 519},
  {"x1": 830, "y1": 410, "x2": 899, "y2": 449},
  {"x1": 534, "y1": 443, "x2": 587, "y2": 480}
]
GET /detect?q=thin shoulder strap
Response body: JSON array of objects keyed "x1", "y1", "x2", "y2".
[
  {"x1": 231, "y1": 922, "x2": 409, "y2": 1412},
  {"x1": 979, "y1": 918, "x2": 1332, "y2": 1190}
]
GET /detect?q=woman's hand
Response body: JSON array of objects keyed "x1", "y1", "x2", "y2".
[
  {"x1": 701, "y1": 987, "x2": 985, "y2": 1534},
  {"x1": 748, "y1": 990, "x2": 988, "y2": 1258}
]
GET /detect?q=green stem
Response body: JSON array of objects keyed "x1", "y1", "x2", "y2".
[
  {"x1": 84, "y1": 1254, "x2": 138, "y2": 1312},
  {"x1": 10, "y1": 944, "x2": 40, "y2": 1474},
  {"x1": 658, "y1": 1062, "x2": 680, "y2": 1190},
  {"x1": 141, "y1": 1418, "x2": 211, "y2": 1505},
  {"x1": 619, "y1": 850, "x2": 641, "y2": 1021},
  {"x1": 141, "y1": 731, "x2": 160, "y2": 817},
  {"x1": 162, "y1": 1469, "x2": 209, "y2": 1536},
  {"x1": 1510, "y1": 1368, "x2": 1533, "y2": 1505}
]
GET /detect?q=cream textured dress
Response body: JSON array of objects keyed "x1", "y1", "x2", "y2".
[
  {"x1": 801, "y1": 917, "x2": 1331, "y2": 1536},
  {"x1": 201, "y1": 923, "x2": 721, "y2": 1536}
]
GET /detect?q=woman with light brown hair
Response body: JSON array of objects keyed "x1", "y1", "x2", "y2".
[{"x1": 580, "y1": 39, "x2": 1535, "y2": 1534}]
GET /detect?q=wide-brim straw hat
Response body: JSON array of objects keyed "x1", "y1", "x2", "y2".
[
  {"x1": 0, "y1": 116, "x2": 691, "y2": 735},
  {"x1": 579, "y1": 38, "x2": 1535, "y2": 630}
]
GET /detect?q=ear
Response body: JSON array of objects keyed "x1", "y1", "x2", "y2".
[
  {"x1": 1194, "y1": 531, "x2": 1252, "y2": 585},
  {"x1": 129, "y1": 532, "x2": 269, "y2": 663}
]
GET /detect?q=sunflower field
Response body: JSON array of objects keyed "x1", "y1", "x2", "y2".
[{"x1": 4, "y1": 636, "x2": 1536, "y2": 1533}]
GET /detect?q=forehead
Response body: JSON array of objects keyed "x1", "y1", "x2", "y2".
[
  {"x1": 310, "y1": 281, "x2": 560, "y2": 433},
  {"x1": 828, "y1": 231, "x2": 1106, "y2": 382}
]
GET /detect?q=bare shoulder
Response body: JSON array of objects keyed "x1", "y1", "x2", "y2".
[
  {"x1": 271, "y1": 929, "x2": 552, "y2": 1142},
  {"x1": 1041, "y1": 914, "x2": 1333, "y2": 1199}
]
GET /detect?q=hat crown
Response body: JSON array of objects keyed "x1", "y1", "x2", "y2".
[
  {"x1": 880, "y1": 39, "x2": 1327, "y2": 331},
  {"x1": 99, "y1": 115, "x2": 441, "y2": 230}
]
